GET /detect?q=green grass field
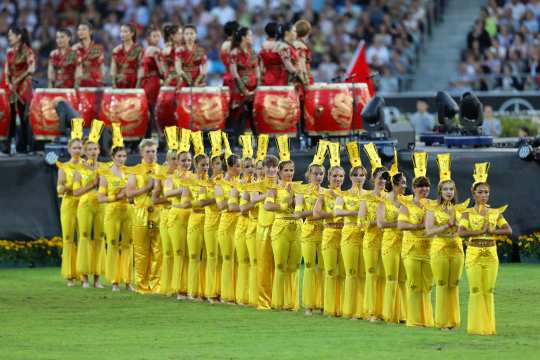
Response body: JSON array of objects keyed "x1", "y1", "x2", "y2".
[{"x1": 1, "y1": 264, "x2": 540, "y2": 360}]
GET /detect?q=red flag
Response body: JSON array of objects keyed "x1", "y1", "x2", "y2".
[{"x1": 346, "y1": 41, "x2": 375, "y2": 96}]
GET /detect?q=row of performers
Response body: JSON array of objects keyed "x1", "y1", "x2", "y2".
[{"x1": 56, "y1": 119, "x2": 512, "y2": 336}]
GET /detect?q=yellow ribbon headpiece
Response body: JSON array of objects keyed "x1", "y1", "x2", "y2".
[
  {"x1": 222, "y1": 132, "x2": 233, "y2": 159},
  {"x1": 191, "y1": 130, "x2": 205, "y2": 156},
  {"x1": 311, "y1": 140, "x2": 328, "y2": 166},
  {"x1": 328, "y1": 142, "x2": 341, "y2": 167},
  {"x1": 209, "y1": 130, "x2": 223, "y2": 159},
  {"x1": 256, "y1": 134, "x2": 269, "y2": 162},
  {"x1": 70, "y1": 118, "x2": 84, "y2": 140},
  {"x1": 276, "y1": 135, "x2": 290, "y2": 163},
  {"x1": 345, "y1": 141, "x2": 362, "y2": 168},
  {"x1": 179, "y1": 128, "x2": 191, "y2": 153},
  {"x1": 363, "y1": 142, "x2": 382, "y2": 175},
  {"x1": 412, "y1": 152, "x2": 428, "y2": 179},
  {"x1": 239, "y1": 134, "x2": 254, "y2": 160},
  {"x1": 389, "y1": 147, "x2": 400, "y2": 177},
  {"x1": 87, "y1": 119, "x2": 104, "y2": 144},
  {"x1": 472, "y1": 162, "x2": 490, "y2": 186},
  {"x1": 111, "y1": 123, "x2": 124, "y2": 150},
  {"x1": 436, "y1": 153, "x2": 452, "y2": 183},
  {"x1": 164, "y1": 126, "x2": 179, "y2": 151}
]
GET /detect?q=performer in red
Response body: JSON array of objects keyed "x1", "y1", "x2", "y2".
[
  {"x1": 3, "y1": 27, "x2": 35, "y2": 154},
  {"x1": 73, "y1": 22, "x2": 105, "y2": 88},
  {"x1": 142, "y1": 27, "x2": 164, "y2": 107},
  {"x1": 111, "y1": 24, "x2": 143, "y2": 89},
  {"x1": 161, "y1": 24, "x2": 182, "y2": 87},
  {"x1": 48, "y1": 29, "x2": 77, "y2": 88},
  {"x1": 259, "y1": 22, "x2": 287, "y2": 86},
  {"x1": 220, "y1": 21, "x2": 239, "y2": 88},
  {"x1": 229, "y1": 27, "x2": 259, "y2": 138},
  {"x1": 174, "y1": 25, "x2": 208, "y2": 87},
  {"x1": 278, "y1": 23, "x2": 303, "y2": 93},
  {"x1": 294, "y1": 20, "x2": 314, "y2": 86}
]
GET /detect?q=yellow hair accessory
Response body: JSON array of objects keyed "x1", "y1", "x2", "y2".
[
  {"x1": 256, "y1": 134, "x2": 269, "y2": 162},
  {"x1": 222, "y1": 132, "x2": 232, "y2": 159},
  {"x1": 436, "y1": 153, "x2": 452, "y2": 183},
  {"x1": 412, "y1": 152, "x2": 428, "y2": 179},
  {"x1": 472, "y1": 162, "x2": 490, "y2": 186},
  {"x1": 70, "y1": 118, "x2": 84, "y2": 140},
  {"x1": 311, "y1": 140, "x2": 328, "y2": 166},
  {"x1": 208, "y1": 130, "x2": 223, "y2": 159},
  {"x1": 111, "y1": 123, "x2": 124, "y2": 150},
  {"x1": 179, "y1": 128, "x2": 191, "y2": 153},
  {"x1": 276, "y1": 135, "x2": 290, "y2": 163},
  {"x1": 328, "y1": 142, "x2": 341, "y2": 167},
  {"x1": 345, "y1": 141, "x2": 362, "y2": 168},
  {"x1": 363, "y1": 142, "x2": 382, "y2": 175},
  {"x1": 239, "y1": 134, "x2": 254, "y2": 160},
  {"x1": 191, "y1": 130, "x2": 205, "y2": 156},
  {"x1": 87, "y1": 119, "x2": 104, "y2": 144},
  {"x1": 164, "y1": 126, "x2": 179, "y2": 151},
  {"x1": 389, "y1": 147, "x2": 400, "y2": 177}
]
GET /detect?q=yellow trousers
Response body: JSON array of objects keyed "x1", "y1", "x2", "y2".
[
  {"x1": 203, "y1": 212, "x2": 220, "y2": 298},
  {"x1": 133, "y1": 214, "x2": 162, "y2": 294},
  {"x1": 187, "y1": 212, "x2": 205, "y2": 298},
  {"x1": 76, "y1": 200, "x2": 105, "y2": 276},
  {"x1": 246, "y1": 219, "x2": 258, "y2": 306},
  {"x1": 104, "y1": 203, "x2": 132, "y2": 284},
  {"x1": 363, "y1": 228, "x2": 385, "y2": 319},
  {"x1": 256, "y1": 225, "x2": 274, "y2": 310},
  {"x1": 300, "y1": 222, "x2": 324, "y2": 311},
  {"x1": 235, "y1": 216, "x2": 250, "y2": 304},
  {"x1": 465, "y1": 246, "x2": 498, "y2": 335},
  {"x1": 218, "y1": 213, "x2": 239, "y2": 302},
  {"x1": 60, "y1": 197, "x2": 79, "y2": 280},
  {"x1": 159, "y1": 208, "x2": 173, "y2": 295},
  {"x1": 341, "y1": 225, "x2": 365, "y2": 319},
  {"x1": 322, "y1": 228, "x2": 344, "y2": 317},
  {"x1": 168, "y1": 207, "x2": 189, "y2": 294},
  {"x1": 403, "y1": 256, "x2": 434, "y2": 327},
  {"x1": 381, "y1": 230, "x2": 406, "y2": 323}
]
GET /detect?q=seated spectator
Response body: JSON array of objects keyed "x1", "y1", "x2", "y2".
[
  {"x1": 366, "y1": 34, "x2": 390, "y2": 66},
  {"x1": 378, "y1": 65, "x2": 399, "y2": 93},
  {"x1": 496, "y1": 62, "x2": 524, "y2": 90},
  {"x1": 450, "y1": 62, "x2": 475, "y2": 93},
  {"x1": 409, "y1": 100, "x2": 434, "y2": 134},
  {"x1": 467, "y1": 20, "x2": 492, "y2": 53},
  {"x1": 482, "y1": 105, "x2": 502, "y2": 137}
]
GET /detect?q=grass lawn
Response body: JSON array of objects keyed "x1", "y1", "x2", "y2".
[{"x1": 1, "y1": 264, "x2": 540, "y2": 359}]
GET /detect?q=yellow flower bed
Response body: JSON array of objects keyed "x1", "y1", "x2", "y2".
[{"x1": 0, "y1": 237, "x2": 63, "y2": 266}]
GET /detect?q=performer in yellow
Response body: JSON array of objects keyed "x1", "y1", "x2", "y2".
[
  {"x1": 334, "y1": 141, "x2": 368, "y2": 320},
  {"x1": 57, "y1": 119, "x2": 84, "y2": 286},
  {"x1": 294, "y1": 140, "x2": 327, "y2": 315},
  {"x1": 360, "y1": 143, "x2": 388, "y2": 321},
  {"x1": 126, "y1": 137, "x2": 162, "y2": 294},
  {"x1": 458, "y1": 163, "x2": 512, "y2": 335},
  {"x1": 313, "y1": 142, "x2": 345, "y2": 317},
  {"x1": 164, "y1": 129, "x2": 193, "y2": 299},
  {"x1": 73, "y1": 120, "x2": 106, "y2": 288},
  {"x1": 98, "y1": 124, "x2": 133, "y2": 291},
  {"x1": 377, "y1": 149, "x2": 407, "y2": 323},
  {"x1": 397, "y1": 152, "x2": 434, "y2": 327},
  {"x1": 424, "y1": 154, "x2": 468, "y2": 329}
]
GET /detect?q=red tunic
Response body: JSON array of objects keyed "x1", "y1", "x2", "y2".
[
  {"x1": 160, "y1": 46, "x2": 177, "y2": 86},
  {"x1": 279, "y1": 42, "x2": 303, "y2": 99},
  {"x1": 112, "y1": 43, "x2": 143, "y2": 89},
  {"x1": 49, "y1": 48, "x2": 77, "y2": 88},
  {"x1": 74, "y1": 41, "x2": 104, "y2": 87},
  {"x1": 5, "y1": 44, "x2": 34, "y2": 104},
  {"x1": 141, "y1": 47, "x2": 161, "y2": 106},
  {"x1": 230, "y1": 47, "x2": 258, "y2": 108},
  {"x1": 259, "y1": 47, "x2": 287, "y2": 86},
  {"x1": 175, "y1": 44, "x2": 207, "y2": 87},
  {"x1": 296, "y1": 40, "x2": 314, "y2": 85},
  {"x1": 220, "y1": 42, "x2": 232, "y2": 87}
]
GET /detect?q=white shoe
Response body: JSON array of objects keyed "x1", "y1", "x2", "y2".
[
  {"x1": 82, "y1": 282, "x2": 90, "y2": 289},
  {"x1": 112, "y1": 284, "x2": 120, "y2": 292}
]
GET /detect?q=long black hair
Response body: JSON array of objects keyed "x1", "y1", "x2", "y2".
[
  {"x1": 264, "y1": 22, "x2": 279, "y2": 39},
  {"x1": 8, "y1": 26, "x2": 31, "y2": 47},
  {"x1": 163, "y1": 24, "x2": 179, "y2": 43},
  {"x1": 224, "y1": 21, "x2": 239, "y2": 37},
  {"x1": 277, "y1": 22, "x2": 293, "y2": 41},
  {"x1": 231, "y1": 27, "x2": 250, "y2": 49}
]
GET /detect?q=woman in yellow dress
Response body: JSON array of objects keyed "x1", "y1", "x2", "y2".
[
  {"x1": 377, "y1": 150, "x2": 407, "y2": 323},
  {"x1": 458, "y1": 163, "x2": 512, "y2": 335},
  {"x1": 98, "y1": 124, "x2": 133, "y2": 291},
  {"x1": 73, "y1": 120, "x2": 106, "y2": 288},
  {"x1": 397, "y1": 151, "x2": 434, "y2": 327},
  {"x1": 360, "y1": 143, "x2": 388, "y2": 322},
  {"x1": 334, "y1": 141, "x2": 368, "y2": 320},
  {"x1": 313, "y1": 142, "x2": 345, "y2": 317},
  {"x1": 57, "y1": 119, "x2": 84, "y2": 286},
  {"x1": 294, "y1": 140, "x2": 327, "y2": 316},
  {"x1": 425, "y1": 154, "x2": 468, "y2": 330}
]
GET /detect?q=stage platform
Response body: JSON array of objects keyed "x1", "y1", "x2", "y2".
[{"x1": 1, "y1": 145, "x2": 537, "y2": 240}]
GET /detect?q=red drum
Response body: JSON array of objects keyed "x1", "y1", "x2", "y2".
[
  {"x1": 0, "y1": 89, "x2": 10, "y2": 140},
  {"x1": 176, "y1": 87, "x2": 227, "y2": 131},
  {"x1": 221, "y1": 86, "x2": 230, "y2": 121},
  {"x1": 155, "y1": 86, "x2": 177, "y2": 132},
  {"x1": 253, "y1": 86, "x2": 300, "y2": 135},
  {"x1": 77, "y1": 87, "x2": 103, "y2": 127},
  {"x1": 345, "y1": 83, "x2": 371, "y2": 132},
  {"x1": 304, "y1": 83, "x2": 353, "y2": 135},
  {"x1": 100, "y1": 88, "x2": 148, "y2": 140},
  {"x1": 29, "y1": 88, "x2": 78, "y2": 140}
]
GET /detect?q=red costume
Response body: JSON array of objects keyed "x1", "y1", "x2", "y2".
[
  {"x1": 141, "y1": 47, "x2": 161, "y2": 107},
  {"x1": 175, "y1": 44, "x2": 207, "y2": 87},
  {"x1": 279, "y1": 42, "x2": 303, "y2": 99},
  {"x1": 112, "y1": 43, "x2": 143, "y2": 88},
  {"x1": 160, "y1": 46, "x2": 177, "y2": 86},
  {"x1": 229, "y1": 47, "x2": 258, "y2": 108},
  {"x1": 220, "y1": 42, "x2": 232, "y2": 87},
  {"x1": 5, "y1": 44, "x2": 34, "y2": 104},
  {"x1": 73, "y1": 41, "x2": 104, "y2": 87},
  {"x1": 259, "y1": 46, "x2": 287, "y2": 86},
  {"x1": 49, "y1": 48, "x2": 77, "y2": 88},
  {"x1": 296, "y1": 40, "x2": 314, "y2": 85}
]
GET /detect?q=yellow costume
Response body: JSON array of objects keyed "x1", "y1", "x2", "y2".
[{"x1": 246, "y1": 189, "x2": 259, "y2": 307}]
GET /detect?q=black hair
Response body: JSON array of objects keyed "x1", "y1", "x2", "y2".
[
  {"x1": 79, "y1": 21, "x2": 94, "y2": 32},
  {"x1": 194, "y1": 153, "x2": 208, "y2": 165},
  {"x1": 163, "y1": 24, "x2": 180, "y2": 43},
  {"x1": 57, "y1": 28, "x2": 72, "y2": 38},
  {"x1": 111, "y1": 146, "x2": 126, "y2": 157},
  {"x1": 412, "y1": 176, "x2": 430, "y2": 188},
  {"x1": 223, "y1": 154, "x2": 240, "y2": 172},
  {"x1": 122, "y1": 23, "x2": 137, "y2": 42},
  {"x1": 184, "y1": 24, "x2": 197, "y2": 33},
  {"x1": 145, "y1": 26, "x2": 160, "y2": 38},
  {"x1": 387, "y1": 172, "x2": 405, "y2": 193},
  {"x1": 263, "y1": 154, "x2": 279, "y2": 168},
  {"x1": 264, "y1": 22, "x2": 279, "y2": 38},
  {"x1": 8, "y1": 26, "x2": 31, "y2": 47},
  {"x1": 277, "y1": 22, "x2": 293, "y2": 40},
  {"x1": 232, "y1": 27, "x2": 250, "y2": 49},
  {"x1": 224, "y1": 21, "x2": 239, "y2": 37}
]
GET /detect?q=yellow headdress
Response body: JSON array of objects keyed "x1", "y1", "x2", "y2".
[
  {"x1": 436, "y1": 153, "x2": 452, "y2": 183},
  {"x1": 311, "y1": 140, "x2": 328, "y2": 166},
  {"x1": 191, "y1": 130, "x2": 205, "y2": 156},
  {"x1": 363, "y1": 142, "x2": 382, "y2": 175},
  {"x1": 472, "y1": 162, "x2": 490, "y2": 186},
  {"x1": 276, "y1": 135, "x2": 290, "y2": 163},
  {"x1": 70, "y1": 118, "x2": 84, "y2": 141},
  {"x1": 209, "y1": 130, "x2": 223, "y2": 159},
  {"x1": 345, "y1": 141, "x2": 362, "y2": 168},
  {"x1": 111, "y1": 123, "x2": 124, "y2": 150},
  {"x1": 328, "y1": 142, "x2": 341, "y2": 167},
  {"x1": 222, "y1": 132, "x2": 233, "y2": 159},
  {"x1": 179, "y1": 128, "x2": 191, "y2": 153},
  {"x1": 412, "y1": 152, "x2": 428, "y2": 180},
  {"x1": 87, "y1": 119, "x2": 104, "y2": 144},
  {"x1": 239, "y1": 134, "x2": 254, "y2": 160},
  {"x1": 389, "y1": 147, "x2": 400, "y2": 177},
  {"x1": 164, "y1": 126, "x2": 179, "y2": 151},
  {"x1": 256, "y1": 134, "x2": 269, "y2": 162}
]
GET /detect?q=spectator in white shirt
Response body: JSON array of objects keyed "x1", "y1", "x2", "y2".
[
  {"x1": 211, "y1": 0, "x2": 236, "y2": 26},
  {"x1": 366, "y1": 34, "x2": 390, "y2": 66}
]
